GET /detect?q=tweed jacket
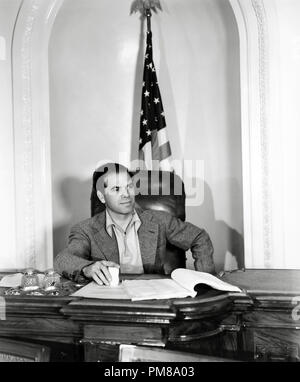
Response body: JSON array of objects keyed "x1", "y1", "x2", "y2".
[{"x1": 54, "y1": 208, "x2": 215, "y2": 281}]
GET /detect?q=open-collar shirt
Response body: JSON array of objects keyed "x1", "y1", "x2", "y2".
[{"x1": 105, "y1": 209, "x2": 144, "y2": 274}]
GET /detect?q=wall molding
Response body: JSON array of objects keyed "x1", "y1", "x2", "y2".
[
  {"x1": 251, "y1": 0, "x2": 272, "y2": 267},
  {"x1": 229, "y1": 0, "x2": 285, "y2": 268},
  {"x1": 12, "y1": 0, "x2": 64, "y2": 270}
]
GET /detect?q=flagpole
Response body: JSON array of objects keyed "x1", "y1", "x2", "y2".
[
  {"x1": 137, "y1": 2, "x2": 173, "y2": 172},
  {"x1": 145, "y1": 7, "x2": 151, "y2": 32}
]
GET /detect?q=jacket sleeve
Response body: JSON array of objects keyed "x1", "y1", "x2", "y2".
[
  {"x1": 53, "y1": 224, "x2": 95, "y2": 282},
  {"x1": 162, "y1": 213, "x2": 215, "y2": 274}
]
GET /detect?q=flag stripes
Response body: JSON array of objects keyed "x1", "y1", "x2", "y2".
[{"x1": 138, "y1": 27, "x2": 172, "y2": 171}]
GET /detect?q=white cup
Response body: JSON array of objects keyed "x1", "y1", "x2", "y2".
[{"x1": 108, "y1": 266, "x2": 119, "y2": 287}]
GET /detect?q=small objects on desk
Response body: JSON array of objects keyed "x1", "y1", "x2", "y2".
[
  {"x1": 4, "y1": 288, "x2": 21, "y2": 296},
  {"x1": 4, "y1": 286, "x2": 43, "y2": 296},
  {"x1": 21, "y1": 269, "x2": 40, "y2": 291},
  {"x1": 0, "y1": 269, "x2": 83, "y2": 297},
  {"x1": 2, "y1": 279, "x2": 82, "y2": 297},
  {"x1": 27, "y1": 290, "x2": 44, "y2": 296},
  {"x1": 47, "y1": 290, "x2": 60, "y2": 296},
  {"x1": 42, "y1": 269, "x2": 60, "y2": 291},
  {"x1": 0, "y1": 272, "x2": 45, "y2": 288}
]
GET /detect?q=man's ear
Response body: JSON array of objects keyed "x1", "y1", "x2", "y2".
[{"x1": 96, "y1": 190, "x2": 105, "y2": 204}]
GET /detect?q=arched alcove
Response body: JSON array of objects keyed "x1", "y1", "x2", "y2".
[
  {"x1": 229, "y1": 0, "x2": 300, "y2": 268},
  {"x1": 49, "y1": 0, "x2": 243, "y2": 272},
  {"x1": 2, "y1": 0, "x2": 299, "y2": 270}
]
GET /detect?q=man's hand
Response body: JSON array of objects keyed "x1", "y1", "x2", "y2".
[{"x1": 82, "y1": 261, "x2": 120, "y2": 285}]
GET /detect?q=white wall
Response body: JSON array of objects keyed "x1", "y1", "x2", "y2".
[
  {"x1": 0, "y1": 0, "x2": 22, "y2": 269},
  {"x1": 49, "y1": 0, "x2": 243, "y2": 273}
]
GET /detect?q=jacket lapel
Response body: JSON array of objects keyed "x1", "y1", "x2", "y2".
[
  {"x1": 92, "y1": 212, "x2": 120, "y2": 264},
  {"x1": 91, "y1": 209, "x2": 159, "y2": 269},
  {"x1": 137, "y1": 209, "x2": 159, "y2": 269}
]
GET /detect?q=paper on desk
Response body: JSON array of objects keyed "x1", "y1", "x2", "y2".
[
  {"x1": 0, "y1": 273, "x2": 45, "y2": 288},
  {"x1": 71, "y1": 279, "x2": 196, "y2": 301},
  {"x1": 123, "y1": 279, "x2": 196, "y2": 301},
  {"x1": 71, "y1": 281, "x2": 130, "y2": 299}
]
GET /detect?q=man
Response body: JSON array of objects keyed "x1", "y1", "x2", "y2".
[{"x1": 54, "y1": 163, "x2": 215, "y2": 285}]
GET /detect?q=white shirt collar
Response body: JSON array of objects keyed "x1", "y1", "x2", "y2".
[{"x1": 105, "y1": 209, "x2": 141, "y2": 237}]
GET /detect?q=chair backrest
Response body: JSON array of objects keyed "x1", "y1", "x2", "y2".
[
  {"x1": 119, "y1": 344, "x2": 238, "y2": 362},
  {"x1": 90, "y1": 170, "x2": 186, "y2": 274},
  {"x1": 0, "y1": 338, "x2": 50, "y2": 362}
]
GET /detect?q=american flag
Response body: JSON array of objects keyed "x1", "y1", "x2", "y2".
[{"x1": 138, "y1": 27, "x2": 172, "y2": 171}]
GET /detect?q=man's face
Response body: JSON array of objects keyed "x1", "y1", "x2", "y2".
[{"x1": 97, "y1": 171, "x2": 135, "y2": 215}]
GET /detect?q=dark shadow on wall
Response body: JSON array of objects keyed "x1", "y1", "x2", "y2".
[
  {"x1": 186, "y1": 181, "x2": 244, "y2": 272},
  {"x1": 52, "y1": 176, "x2": 91, "y2": 259}
]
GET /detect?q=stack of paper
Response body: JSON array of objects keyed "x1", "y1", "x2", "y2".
[
  {"x1": 71, "y1": 279, "x2": 195, "y2": 301},
  {"x1": 122, "y1": 279, "x2": 196, "y2": 301},
  {"x1": 71, "y1": 281, "x2": 129, "y2": 299}
]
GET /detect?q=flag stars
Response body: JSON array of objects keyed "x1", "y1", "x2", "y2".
[{"x1": 139, "y1": 34, "x2": 172, "y2": 165}]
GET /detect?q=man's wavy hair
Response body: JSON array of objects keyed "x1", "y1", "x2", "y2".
[{"x1": 91, "y1": 162, "x2": 135, "y2": 216}]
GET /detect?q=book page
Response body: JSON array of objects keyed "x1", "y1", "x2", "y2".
[
  {"x1": 171, "y1": 268, "x2": 242, "y2": 293},
  {"x1": 71, "y1": 281, "x2": 130, "y2": 299},
  {"x1": 122, "y1": 279, "x2": 196, "y2": 301}
]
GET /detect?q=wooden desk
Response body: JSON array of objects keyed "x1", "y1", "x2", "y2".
[
  {"x1": 0, "y1": 270, "x2": 299, "y2": 362},
  {"x1": 223, "y1": 269, "x2": 300, "y2": 361}
]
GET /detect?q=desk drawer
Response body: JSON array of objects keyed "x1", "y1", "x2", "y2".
[{"x1": 82, "y1": 324, "x2": 166, "y2": 362}]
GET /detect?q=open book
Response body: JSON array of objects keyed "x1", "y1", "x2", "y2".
[{"x1": 71, "y1": 268, "x2": 242, "y2": 301}]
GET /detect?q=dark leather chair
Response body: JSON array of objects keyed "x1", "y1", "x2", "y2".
[{"x1": 90, "y1": 170, "x2": 186, "y2": 274}]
